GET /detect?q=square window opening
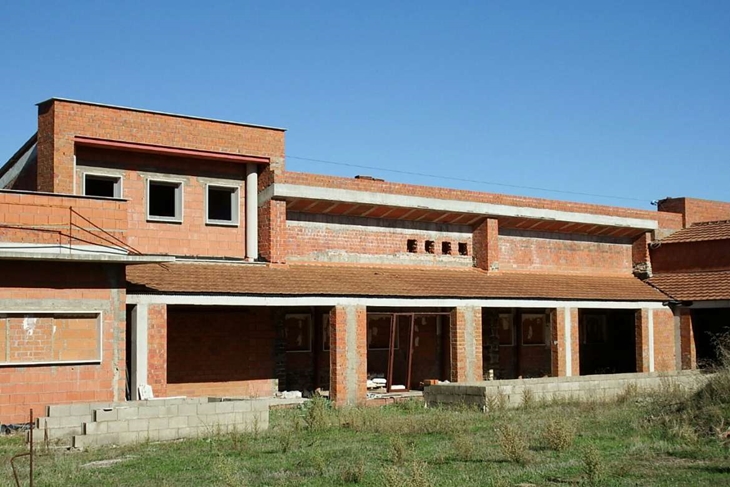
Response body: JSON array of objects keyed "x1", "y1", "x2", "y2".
[
  {"x1": 425, "y1": 240, "x2": 435, "y2": 254},
  {"x1": 442, "y1": 241, "x2": 452, "y2": 255},
  {"x1": 458, "y1": 242, "x2": 468, "y2": 256},
  {"x1": 148, "y1": 180, "x2": 182, "y2": 221},
  {"x1": 84, "y1": 174, "x2": 121, "y2": 198},
  {"x1": 207, "y1": 185, "x2": 239, "y2": 225},
  {"x1": 407, "y1": 239, "x2": 418, "y2": 253}
]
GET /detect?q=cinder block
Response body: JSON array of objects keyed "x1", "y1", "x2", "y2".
[
  {"x1": 94, "y1": 409, "x2": 118, "y2": 422},
  {"x1": 138, "y1": 406, "x2": 163, "y2": 419},
  {"x1": 178, "y1": 426, "x2": 199, "y2": 439},
  {"x1": 232, "y1": 401, "x2": 252, "y2": 413},
  {"x1": 117, "y1": 407, "x2": 141, "y2": 420},
  {"x1": 47, "y1": 405, "x2": 72, "y2": 417},
  {"x1": 157, "y1": 428, "x2": 179, "y2": 442},
  {"x1": 197, "y1": 403, "x2": 218, "y2": 415},
  {"x1": 215, "y1": 402, "x2": 235, "y2": 414},
  {"x1": 177, "y1": 404, "x2": 198, "y2": 416},
  {"x1": 148, "y1": 417, "x2": 169, "y2": 431},
  {"x1": 128, "y1": 418, "x2": 150, "y2": 432},
  {"x1": 106, "y1": 421, "x2": 129, "y2": 434},
  {"x1": 168, "y1": 416, "x2": 188, "y2": 429},
  {"x1": 84, "y1": 422, "x2": 107, "y2": 435},
  {"x1": 117, "y1": 432, "x2": 140, "y2": 445},
  {"x1": 69, "y1": 404, "x2": 92, "y2": 416}
]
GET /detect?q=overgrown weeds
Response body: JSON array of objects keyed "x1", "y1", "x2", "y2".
[
  {"x1": 495, "y1": 424, "x2": 530, "y2": 464},
  {"x1": 581, "y1": 444, "x2": 604, "y2": 485},
  {"x1": 542, "y1": 417, "x2": 575, "y2": 451}
]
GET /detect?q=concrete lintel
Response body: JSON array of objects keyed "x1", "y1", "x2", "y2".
[
  {"x1": 265, "y1": 183, "x2": 659, "y2": 231},
  {"x1": 0, "y1": 246, "x2": 175, "y2": 264},
  {"x1": 127, "y1": 294, "x2": 668, "y2": 310}
]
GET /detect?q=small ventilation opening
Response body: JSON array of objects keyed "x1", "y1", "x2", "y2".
[
  {"x1": 458, "y1": 242, "x2": 468, "y2": 256},
  {"x1": 442, "y1": 242, "x2": 452, "y2": 255},
  {"x1": 425, "y1": 240, "x2": 435, "y2": 254},
  {"x1": 407, "y1": 239, "x2": 417, "y2": 253}
]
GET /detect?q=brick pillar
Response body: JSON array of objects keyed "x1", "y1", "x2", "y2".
[
  {"x1": 472, "y1": 218, "x2": 499, "y2": 271},
  {"x1": 36, "y1": 100, "x2": 75, "y2": 194},
  {"x1": 679, "y1": 308, "x2": 696, "y2": 370},
  {"x1": 147, "y1": 304, "x2": 168, "y2": 397},
  {"x1": 550, "y1": 308, "x2": 579, "y2": 377},
  {"x1": 329, "y1": 305, "x2": 366, "y2": 406},
  {"x1": 632, "y1": 232, "x2": 653, "y2": 279},
  {"x1": 272, "y1": 308, "x2": 287, "y2": 391},
  {"x1": 450, "y1": 306, "x2": 483, "y2": 382},
  {"x1": 635, "y1": 309, "x2": 654, "y2": 373},
  {"x1": 258, "y1": 199, "x2": 287, "y2": 264}
]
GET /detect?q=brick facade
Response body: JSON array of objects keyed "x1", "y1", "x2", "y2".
[
  {"x1": 329, "y1": 305, "x2": 367, "y2": 406},
  {"x1": 550, "y1": 308, "x2": 580, "y2": 377},
  {"x1": 658, "y1": 197, "x2": 730, "y2": 226}
]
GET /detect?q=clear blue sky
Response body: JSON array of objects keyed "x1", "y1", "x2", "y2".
[{"x1": 1, "y1": 1, "x2": 728, "y2": 209}]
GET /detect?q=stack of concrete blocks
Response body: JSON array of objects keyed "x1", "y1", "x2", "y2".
[
  {"x1": 424, "y1": 371, "x2": 708, "y2": 410},
  {"x1": 30, "y1": 397, "x2": 269, "y2": 449}
]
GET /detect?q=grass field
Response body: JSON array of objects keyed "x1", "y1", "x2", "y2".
[{"x1": 2, "y1": 378, "x2": 730, "y2": 486}]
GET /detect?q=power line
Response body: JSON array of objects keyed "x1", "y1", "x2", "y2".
[{"x1": 287, "y1": 155, "x2": 649, "y2": 203}]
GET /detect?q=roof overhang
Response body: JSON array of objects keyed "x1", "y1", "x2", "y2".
[
  {"x1": 261, "y1": 183, "x2": 658, "y2": 237},
  {"x1": 75, "y1": 136, "x2": 270, "y2": 165}
]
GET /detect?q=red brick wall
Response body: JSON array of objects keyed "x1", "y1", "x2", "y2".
[
  {"x1": 653, "y1": 308, "x2": 676, "y2": 372},
  {"x1": 286, "y1": 219, "x2": 472, "y2": 265},
  {"x1": 75, "y1": 147, "x2": 247, "y2": 258},
  {"x1": 651, "y1": 240, "x2": 730, "y2": 273},
  {"x1": 658, "y1": 197, "x2": 730, "y2": 227},
  {"x1": 147, "y1": 304, "x2": 167, "y2": 397},
  {"x1": 0, "y1": 261, "x2": 125, "y2": 424},
  {"x1": 164, "y1": 306, "x2": 276, "y2": 398},
  {"x1": 0, "y1": 190, "x2": 127, "y2": 249},
  {"x1": 37, "y1": 99, "x2": 284, "y2": 194},
  {"x1": 499, "y1": 232, "x2": 632, "y2": 275},
  {"x1": 635, "y1": 310, "x2": 650, "y2": 372}
]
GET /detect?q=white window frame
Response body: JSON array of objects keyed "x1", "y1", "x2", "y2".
[
  {"x1": 205, "y1": 183, "x2": 240, "y2": 227},
  {"x1": 146, "y1": 178, "x2": 184, "y2": 223},
  {"x1": 82, "y1": 172, "x2": 123, "y2": 199},
  {"x1": 0, "y1": 311, "x2": 103, "y2": 366}
]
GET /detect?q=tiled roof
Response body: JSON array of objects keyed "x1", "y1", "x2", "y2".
[
  {"x1": 648, "y1": 270, "x2": 730, "y2": 301},
  {"x1": 127, "y1": 263, "x2": 668, "y2": 301},
  {"x1": 659, "y1": 220, "x2": 730, "y2": 244}
]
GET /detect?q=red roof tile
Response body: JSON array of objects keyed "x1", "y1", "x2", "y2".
[
  {"x1": 648, "y1": 270, "x2": 730, "y2": 301},
  {"x1": 127, "y1": 263, "x2": 667, "y2": 301},
  {"x1": 659, "y1": 220, "x2": 730, "y2": 244}
]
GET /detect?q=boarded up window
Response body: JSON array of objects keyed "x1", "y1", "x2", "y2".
[
  {"x1": 285, "y1": 314, "x2": 312, "y2": 352},
  {"x1": 0, "y1": 313, "x2": 101, "y2": 365}
]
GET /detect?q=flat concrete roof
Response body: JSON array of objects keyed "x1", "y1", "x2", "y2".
[
  {"x1": 0, "y1": 251, "x2": 175, "y2": 265},
  {"x1": 37, "y1": 97, "x2": 287, "y2": 132}
]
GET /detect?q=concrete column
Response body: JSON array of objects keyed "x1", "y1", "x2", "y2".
[
  {"x1": 550, "y1": 307, "x2": 579, "y2": 377},
  {"x1": 130, "y1": 304, "x2": 148, "y2": 400},
  {"x1": 450, "y1": 306, "x2": 483, "y2": 382},
  {"x1": 472, "y1": 218, "x2": 499, "y2": 271},
  {"x1": 245, "y1": 163, "x2": 259, "y2": 261},
  {"x1": 329, "y1": 305, "x2": 367, "y2": 406},
  {"x1": 635, "y1": 309, "x2": 654, "y2": 372}
]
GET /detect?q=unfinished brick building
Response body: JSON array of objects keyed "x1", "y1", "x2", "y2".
[{"x1": 1, "y1": 98, "x2": 728, "y2": 423}]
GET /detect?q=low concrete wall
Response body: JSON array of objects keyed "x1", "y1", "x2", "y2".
[
  {"x1": 424, "y1": 371, "x2": 709, "y2": 410},
  {"x1": 31, "y1": 397, "x2": 270, "y2": 448}
]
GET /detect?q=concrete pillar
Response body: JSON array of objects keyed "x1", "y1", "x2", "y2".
[
  {"x1": 679, "y1": 308, "x2": 696, "y2": 370},
  {"x1": 450, "y1": 306, "x2": 483, "y2": 382},
  {"x1": 635, "y1": 309, "x2": 655, "y2": 372},
  {"x1": 245, "y1": 163, "x2": 259, "y2": 261},
  {"x1": 130, "y1": 304, "x2": 148, "y2": 400},
  {"x1": 550, "y1": 307, "x2": 579, "y2": 377},
  {"x1": 329, "y1": 305, "x2": 367, "y2": 406},
  {"x1": 472, "y1": 218, "x2": 499, "y2": 271}
]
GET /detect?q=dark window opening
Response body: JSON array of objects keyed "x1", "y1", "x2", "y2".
[
  {"x1": 84, "y1": 175, "x2": 119, "y2": 198},
  {"x1": 442, "y1": 241, "x2": 452, "y2": 255},
  {"x1": 148, "y1": 181, "x2": 181, "y2": 220},
  {"x1": 458, "y1": 242, "x2": 468, "y2": 255},
  {"x1": 407, "y1": 239, "x2": 417, "y2": 253},
  {"x1": 425, "y1": 240, "x2": 435, "y2": 254},
  {"x1": 208, "y1": 186, "x2": 237, "y2": 223}
]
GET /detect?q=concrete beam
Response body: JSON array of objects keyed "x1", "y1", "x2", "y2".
[
  {"x1": 263, "y1": 183, "x2": 659, "y2": 230},
  {"x1": 130, "y1": 304, "x2": 149, "y2": 400}
]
